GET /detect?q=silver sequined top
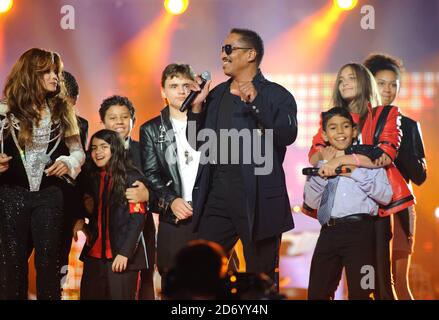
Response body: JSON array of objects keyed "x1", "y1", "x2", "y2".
[{"x1": 24, "y1": 107, "x2": 52, "y2": 191}]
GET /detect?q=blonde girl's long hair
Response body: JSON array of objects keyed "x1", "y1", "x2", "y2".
[{"x1": 331, "y1": 63, "x2": 381, "y2": 132}]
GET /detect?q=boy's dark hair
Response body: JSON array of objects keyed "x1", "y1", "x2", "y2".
[
  {"x1": 99, "y1": 95, "x2": 136, "y2": 123},
  {"x1": 230, "y1": 28, "x2": 264, "y2": 67},
  {"x1": 161, "y1": 64, "x2": 195, "y2": 88},
  {"x1": 363, "y1": 53, "x2": 404, "y2": 77},
  {"x1": 62, "y1": 70, "x2": 79, "y2": 100},
  {"x1": 322, "y1": 107, "x2": 355, "y2": 131}
]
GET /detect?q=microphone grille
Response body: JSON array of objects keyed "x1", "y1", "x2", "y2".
[{"x1": 201, "y1": 71, "x2": 211, "y2": 81}]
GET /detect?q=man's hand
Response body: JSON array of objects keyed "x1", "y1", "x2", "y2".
[
  {"x1": 170, "y1": 198, "x2": 193, "y2": 221},
  {"x1": 45, "y1": 160, "x2": 69, "y2": 177},
  {"x1": 188, "y1": 75, "x2": 212, "y2": 113},
  {"x1": 231, "y1": 81, "x2": 258, "y2": 103},
  {"x1": 0, "y1": 153, "x2": 12, "y2": 173},
  {"x1": 112, "y1": 254, "x2": 128, "y2": 273},
  {"x1": 126, "y1": 180, "x2": 149, "y2": 203}
]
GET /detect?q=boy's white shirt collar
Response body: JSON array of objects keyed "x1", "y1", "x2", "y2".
[{"x1": 124, "y1": 136, "x2": 131, "y2": 150}]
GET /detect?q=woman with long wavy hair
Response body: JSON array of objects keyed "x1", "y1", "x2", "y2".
[{"x1": 0, "y1": 48, "x2": 85, "y2": 299}]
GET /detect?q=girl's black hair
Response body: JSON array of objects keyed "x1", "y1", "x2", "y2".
[
  {"x1": 86, "y1": 129, "x2": 140, "y2": 207},
  {"x1": 363, "y1": 53, "x2": 404, "y2": 77}
]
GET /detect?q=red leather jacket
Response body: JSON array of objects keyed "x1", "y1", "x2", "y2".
[{"x1": 306, "y1": 104, "x2": 414, "y2": 217}]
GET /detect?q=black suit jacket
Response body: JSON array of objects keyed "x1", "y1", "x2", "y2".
[
  {"x1": 127, "y1": 139, "x2": 141, "y2": 169},
  {"x1": 127, "y1": 139, "x2": 156, "y2": 270},
  {"x1": 77, "y1": 116, "x2": 89, "y2": 151},
  {"x1": 187, "y1": 70, "x2": 298, "y2": 241}
]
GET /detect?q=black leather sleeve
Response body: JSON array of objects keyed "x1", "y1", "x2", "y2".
[
  {"x1": 186, "y1": 108, "x2": 207, "y2": 151},
  {"x1": 394, "y1": 118, "x2": 427, "y2": 186},
  {"x1": 344, "y1": 144, "x2": 384, "y2": 161},
  {"x1": 139, "y1": 124, "x2": 179, "y2": 217}
]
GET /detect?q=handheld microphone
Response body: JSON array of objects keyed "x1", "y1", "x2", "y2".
[
  {"x1": 302, "y1": 166, "x2": 352, "y2": 176},
  {"x1": 44, "y1": 158, "x2": 76, "y2": 186},
  {"x1": 59, "y1": 174, "x2": 76, "y2": 186},
  {"x1": 179, "y1": 71, "x2": 211, "y2": 112}
]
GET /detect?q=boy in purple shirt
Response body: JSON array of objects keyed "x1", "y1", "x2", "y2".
[{"x1": 304, "y1": 107, "x2": 392, "y2": 300}]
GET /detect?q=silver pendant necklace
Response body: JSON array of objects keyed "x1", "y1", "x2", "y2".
[{"x1": 173, "y1": 120, "x2": 193, "y2": 166}]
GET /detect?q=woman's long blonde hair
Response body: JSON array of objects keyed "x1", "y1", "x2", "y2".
[
  {"x1": 3, "y1": 48, "x2": 77, "y2": 147},
  {"x1": 331, "y1": 63, "x2": 381, "y2": 131}
]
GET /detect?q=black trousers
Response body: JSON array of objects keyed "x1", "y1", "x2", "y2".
[
  {"x1": 0, "y1": 185, "x2": 64, "y2": 300},
  {"x1": 198, "y1": 166, "x2": 281, "y2": 289},
  {"x1": 157, "y1": 218, "x2": 197, "y2": 276},
  {"x1": 59, "y1": 211, "x2": 76, "y2": 287},
  {"x1": 138, "y1": 213, "x2": 156, "y2": 300},
  {"x1": 308, "y1": 217, "x2": 375, "y2": 300},
  {"x1": 374, "y1": 215, "x2": 396, "y2": 300},
  {"x1": 80, "y1": 256, "x2": 139, "y2": 300}
]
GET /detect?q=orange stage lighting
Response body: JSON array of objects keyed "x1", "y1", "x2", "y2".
[
  {"x1": 265, "y1": 2, "x2": 346, "y2": 73},
  {"x1": 334, "y1": 0, "x2": 358, "y2": 11},
  {"x1": 112, "y1": 13, "x2": 177, "y2": 140},
  {"x1": 164, "y1": 0, "x2": 189, "y2": 15},
  {"x1": 0, "y1": 0, "x2": 13, "y2": 14}
]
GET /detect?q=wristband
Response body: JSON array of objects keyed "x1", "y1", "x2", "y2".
[{"x1": 352, "y1": 153, "x2": 360, "y2": 166}]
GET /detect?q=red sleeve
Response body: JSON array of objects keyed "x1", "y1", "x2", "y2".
[{"x1": 377, "y1": 106, "x2": 401, "y2": 161}]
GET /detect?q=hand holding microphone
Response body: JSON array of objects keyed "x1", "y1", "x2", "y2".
[
  {"x1": 302, "y1": 166, "x2": 352, "y2": 176},
  {"x1": 45, "y1": 159, "x2": 76, "y2": 186},
  {"x1": 180, "y1": 71, "x2": 211, "y2": 113}
]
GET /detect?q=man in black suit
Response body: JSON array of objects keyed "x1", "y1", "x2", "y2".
[
  {"x1": 98, "y1": 95, "x2": 156, "y2": 300},
  {"x1": 187, "y1": 28, "x2": 297, "y2": 289}
]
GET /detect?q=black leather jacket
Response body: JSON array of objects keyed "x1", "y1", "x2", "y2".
[{"x1": 139, "y1": 106, "x2": 183, "y2": 224}]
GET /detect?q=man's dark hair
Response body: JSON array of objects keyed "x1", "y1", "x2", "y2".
[
  {"x1": 322, "y1": 107, "x2": 355, "y2": 131},
  {"x1": 161, "y1": 63, "x2": 195, "y2": 88},
  {"x1": 62, "y1": 70, "x2": 79, "y2": 100},
  {"x1": 230, "y1": 28, "x2": 264, "y2": 67},
  {"x1": 363, "y1": 53, "x2": 404, "y2": 77},
  {"x1": 99, "y1": 95, "x2": 136, "y2": 123}
]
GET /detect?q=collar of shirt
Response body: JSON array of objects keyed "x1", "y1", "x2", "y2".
[{"x1": 124, "y1": 137, "x2": 131, "y2": 150}]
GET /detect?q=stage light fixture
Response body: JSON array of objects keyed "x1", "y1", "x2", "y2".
[
  {"x1": 0, "y1": 0, "x2": 13, "y2": 14},
  {"x1": 334, "y1": 0, "x2": 358, "y2": 11},
  {"x1": 164, "y1": 0, "x2": 189, "y2": 15}
]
